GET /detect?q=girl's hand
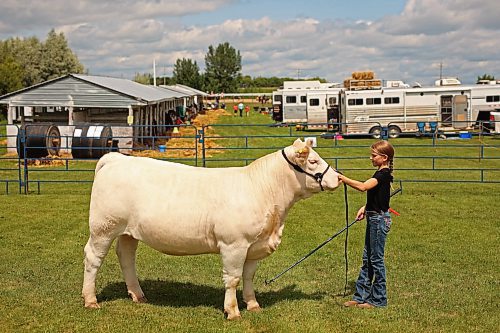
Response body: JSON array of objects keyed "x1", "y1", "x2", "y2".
[{"x1": 356, "y1": 206, "x2": 366, "y2": 221}]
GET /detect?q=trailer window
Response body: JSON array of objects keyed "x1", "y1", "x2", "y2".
[
  {"x1": 348, "y1": 98, "x2": 363, "y2": 106},
  {"x1": 366, "y1": 98, "x2": 382, "y2": 105},
  {"x1": 384, "y1": 97, "x2": 400, "y2": 104},
  {"x1": 328, "y1": 97, "x2": 337, "y2": 105},
  {"x1": 274, "y1": 95, "x2": 282, "y2": 102},
  {"x1": 300, "y1": 96, "x2": 307, "y2": 103},
  {"x1": 285, "y1": 96, "x2": 297, "y2": 103},
  {"x1": 486, "y1": 95, "x2": 500, "y2": 102},
  {"x1": 309, "y1": 98, "x2": 320, "y2": 106}
]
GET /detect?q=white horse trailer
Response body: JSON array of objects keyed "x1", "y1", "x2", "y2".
[
  {"x1": 272, "y1": 80, "x2": 500, "y2": 136},
  {"x1": 272, "y1": 81, "x2": 340, "y2": 123}
]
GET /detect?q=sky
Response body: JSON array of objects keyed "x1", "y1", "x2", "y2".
[{"x1": 1, "y1": 0, "x2": 499, "y2": 86}]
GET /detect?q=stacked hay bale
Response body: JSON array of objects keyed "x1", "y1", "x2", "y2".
[{"x1": 343, "y1": 71, "x2": 382, "y2": 90}]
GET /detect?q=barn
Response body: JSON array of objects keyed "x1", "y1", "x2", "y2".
[{"x1": 0, "y1": 74, "x2": 206, "y2": 156}]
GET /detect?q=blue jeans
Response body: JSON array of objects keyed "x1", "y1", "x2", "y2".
[{"x1": 352, "y1": 211, "x2": 391, "y2": 307}]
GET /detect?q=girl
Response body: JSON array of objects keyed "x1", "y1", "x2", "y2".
[{"x1": 339, "y1": 140, "x2": 395, "y2": 309}]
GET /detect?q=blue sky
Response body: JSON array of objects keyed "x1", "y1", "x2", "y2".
[
  {"x1": 0, "y1": 0, "x2": 499, "y2": 86},
  {"x1": 184, "y1": 0, "x2": 407, "y2": 24}
]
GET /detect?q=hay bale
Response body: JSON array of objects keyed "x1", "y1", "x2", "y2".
[{"x1": 352, "y1": 71, "x2": 375, "y2": 80}]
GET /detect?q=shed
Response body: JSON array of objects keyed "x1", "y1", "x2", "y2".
[{"x1": 0, "y1": 74, "x2": 197, "y2": 155}]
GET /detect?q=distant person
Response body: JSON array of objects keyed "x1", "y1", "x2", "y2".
[
  {"x1": 238, "y1": 102, "x2": 244, "y2": 117},
  {"x1": 245, "y1": 105, "x2": 250, "y2": 117},
  {"x1": 233, "y1": 104, "x2": 238, "y2": 115}
]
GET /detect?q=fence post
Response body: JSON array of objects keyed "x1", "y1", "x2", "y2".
[
  {"x1": 199, "y1": 127, "x2": 206, "y2": 167},
  {"x1": 19, "y1": 126, "x2": 29, "y2": 194}
]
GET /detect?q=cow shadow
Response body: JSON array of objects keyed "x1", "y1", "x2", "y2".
[{"x1": 98, "y1": 280, "x2": 326, "y2": 309}]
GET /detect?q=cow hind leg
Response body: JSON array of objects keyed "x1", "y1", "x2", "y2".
[
  {"x1": 115, "y1": 234, "x2": 147, "y2": 303},
  {"x1": 82, "y1": 236, "x2": 114, "y2": 308},
  {"x1": 243, "y1": 259, "x2": 261, "y2": 312},
  {"x1": 220, "y1": 246, "x2": 248, "y2": 320}
]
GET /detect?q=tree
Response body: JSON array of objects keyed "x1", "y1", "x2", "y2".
[
  {"x1": 172, "y1": 58, "x2": 202, "y2": 89},
  {"x1": 477, "y1": 74, "x2": 495, "y2": 83},
  {"x1": 39, "y1": 29, "x2": 84, "y2": 81},
  {"x1": 204, "y1": 42, "x2": 242, "y2": 93},
  {"x1": 0, "y1": 43, "x2": 24, "y2": 95},
  {"x1": 133, "y1": 72, "x2": 153, "y2": 85},
  {"x1": 6, "y1": 36, "x2": 43, "y2": 86}
]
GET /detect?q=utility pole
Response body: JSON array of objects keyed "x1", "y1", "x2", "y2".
[
  {"x1": 153, "y1": 59, "x2": 157, "y2": 86},
  {"x1": 297, "y1": 69, "x2": 301, "y2": 80}
]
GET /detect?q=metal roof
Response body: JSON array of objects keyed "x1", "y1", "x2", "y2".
[
  {"x1": 74, "y1": 74, "x2": 179, "y2": 102},
  {"x1": 0, "y1": 74, "x2": 180, "y2": 108},
  {"x1": 163, "y1": 84, "x2": 208, "y2": 96}
]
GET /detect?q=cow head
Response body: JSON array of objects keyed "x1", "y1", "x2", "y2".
[{"x1": 287, "y1": 138, "x2": 340, "y2": 192}]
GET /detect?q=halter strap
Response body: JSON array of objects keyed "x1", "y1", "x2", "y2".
[{"x1": 281, "y1": 149, "x2": 330, "y2": 191}]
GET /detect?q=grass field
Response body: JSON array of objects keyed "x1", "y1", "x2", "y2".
[{"x1": 1, "y1": 112, "x2": 499, "y2": 332}]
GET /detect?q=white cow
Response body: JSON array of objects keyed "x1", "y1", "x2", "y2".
[{"x1": 82, "y1": 138, "x2": 339, "y2": 319}]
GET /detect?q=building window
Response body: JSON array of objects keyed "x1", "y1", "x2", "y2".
[
  {"x1": 384, "y1": 97, "x2": 400, "y2": 104},
  {"x1": 328, "y1": 97, "x2": 337, "y2": 105},
  {"x1": 274, "y1": 95, "x2": 282, "y2": 102},
  {"x1": 285, "y1": 96, "x2": 297, "y2": 103},
  {"x1": 366, "y1": 98, "x2": 382, "y2": 105},
  {"x1": 486, "y1": 95, "x2": 500, "y2": 103},
  {"x1": 300, "y1": 96, "x2": 307, "y2": 103},
  {"x1": 309, "y1": 98, "x2": 320, "y2": 106}
]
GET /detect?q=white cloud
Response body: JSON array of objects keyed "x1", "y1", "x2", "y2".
[{"x1": 1, "y1": 0, "x2": 499, "y2": 85}]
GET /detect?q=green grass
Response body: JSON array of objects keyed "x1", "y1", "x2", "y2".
[{"x1": 0, "y1": 111, "x2": 499, "y2": 332}]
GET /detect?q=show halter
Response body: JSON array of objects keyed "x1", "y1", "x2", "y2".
[{"x1": 281, "y1": 149, "x2": 331, "y2": 191}]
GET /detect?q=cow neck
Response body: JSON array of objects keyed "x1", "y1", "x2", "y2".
[{"x1": 247, "y1": 151, "x2": 302, "y2": 209}]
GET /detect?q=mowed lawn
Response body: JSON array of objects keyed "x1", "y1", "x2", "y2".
[{"x1": 1, "y1": 112, "x2": 499, "y2": 332}]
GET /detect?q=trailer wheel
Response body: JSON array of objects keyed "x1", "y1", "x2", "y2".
[
  {"x1": 369, "y1": 126, "x2": 382, "y2": 139},
  {"x1": 388, "y1": 125, "x2": 401, "y2": 138}
]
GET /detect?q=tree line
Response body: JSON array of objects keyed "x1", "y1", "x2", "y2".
[
  {"x1": 135, "y1": 41, "x2": 327, "y2": 93},
  {"x1": 0, "y1": 29, "x2": 84, "y2": 96}
]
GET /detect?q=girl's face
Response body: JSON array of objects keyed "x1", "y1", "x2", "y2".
[{"x1": 370, "y1": 150, "x2": 388, "y2": 168}]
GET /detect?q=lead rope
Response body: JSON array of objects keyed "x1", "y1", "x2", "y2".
[{"x1": 343, "y1": 182, "x2": 349, "y2": 296}]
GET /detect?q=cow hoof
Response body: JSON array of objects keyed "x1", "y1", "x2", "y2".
[
  {"x1": 246, "y1": 301, "x2": 261, "y2": 312},
  {"x1": 247, "y1": 304, "x2": 262, "y2": 312},
  {"x1": 136, "y1": 296, "x2": 148, "y2": 304},
  {"x1": 84, "y1": 302, "x2": 101, "y2": 309},
  {"x1": 129, "y1": 291, "x2": 148, "y2": 303},
  {"x1": 224, "y1": 311, "x2": 241, "y2": 320}
]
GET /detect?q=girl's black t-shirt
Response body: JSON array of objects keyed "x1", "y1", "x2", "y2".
[{"x1": 366, "y1": 168, "x2": 393, "y2": 213}]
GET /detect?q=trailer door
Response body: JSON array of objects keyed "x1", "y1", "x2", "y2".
[
  {"x1": 452, "y1": 95, "x2": 468, "y2": 129},
  {"x1": 306, "y1": 93, "x2": 327, "y2": 125}
]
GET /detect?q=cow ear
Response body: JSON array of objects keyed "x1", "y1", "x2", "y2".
[
  {"x1": 294, "y1": 146, "x2": 310, "y2": 164},
  {"x1": 305, "y1": 138, "x2": 314, "y2": 147},
  {"x1": 293, "y1": 138, "x2": 303, "y2": 148}
]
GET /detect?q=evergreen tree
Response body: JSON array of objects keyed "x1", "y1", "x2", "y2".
[
  {"x1": 204, "y1": 42, "x2": 241, "y2": 93},
  {"x1": 172, "y1": 58, "x2": 202, "y2": 89}
]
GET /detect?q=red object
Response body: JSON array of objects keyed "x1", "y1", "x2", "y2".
[{"x1": 389, "y1": 207, "x2": 400, "y2": 216}]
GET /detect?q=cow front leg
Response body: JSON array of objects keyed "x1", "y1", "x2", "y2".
[
  {"x1": 243, "y1": 259, "x2": 261, "y2": 312},
  {"x1": 220, "y1": 246, "x2": 248, "y2": 320},
  {"x1": 116, "y1": 234, "x2": 147, "y2": 304},
  {"x1": 82, "y1": 236, "x2": 114, "y2": 308}
]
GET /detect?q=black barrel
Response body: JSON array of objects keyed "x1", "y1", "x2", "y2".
[
  {"x1": 72, "y1": 124, "x2": 113, "y2": 159},
  {"x1": 17, "y1": 123, "x2": 61, "y2": 158}
]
